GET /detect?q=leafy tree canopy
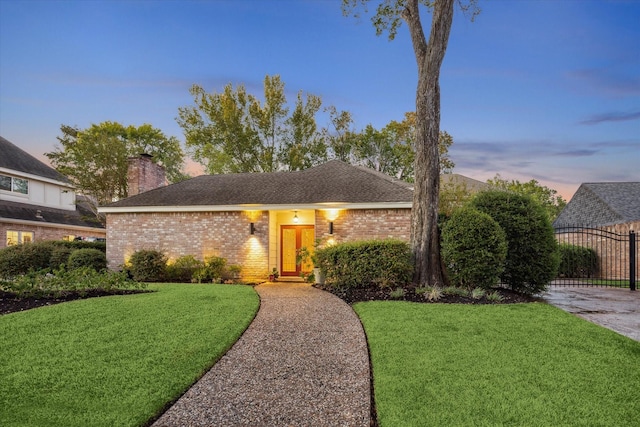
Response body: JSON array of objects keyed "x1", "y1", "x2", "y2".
[
  {"x1": 178, "y1": 75, "x2": 331, "y2": 174},
  {"x1": 487, "y1": 175, "x2": 567, "y2": 222},
  {"x1": 46, "y1": 122, "x2": 186, "y2": 213}
]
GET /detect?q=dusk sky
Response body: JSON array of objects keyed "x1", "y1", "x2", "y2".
[{"x1": 1, "y1": 0, "x2": 638, "y2": 200}]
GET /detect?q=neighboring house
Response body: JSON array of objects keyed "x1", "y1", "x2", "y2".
[
  {"x1": 553, "y1": 182, "x2": 640, "y2": 230},
  {"x1": 553, "y1": 182, "x2": 640, "y2": 281},
  {"x1": 0, "y1": 136, "x2": 106, "y2": 248},
  {"x1": 100, "y1": 159, "x2": 415, "y2": 280}
]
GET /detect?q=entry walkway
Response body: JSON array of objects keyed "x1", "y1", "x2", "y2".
[
  {"x1": 542, "y1": 286, "x2": 640, "y2": 341},
  {"x1": 153, "y1": 282, "x2": 371, "y2": 426}
]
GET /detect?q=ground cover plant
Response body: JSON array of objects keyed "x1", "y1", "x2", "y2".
[
  {"x1": 355, "y1": 301, "x2": 640, "y2": 427},
  {"x1": 0, "y1": 284, "x2": 259, "y2": 427}
]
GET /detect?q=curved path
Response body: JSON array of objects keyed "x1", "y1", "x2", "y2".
[{"x1": 153, "y1": 282, "x2": 371, "y2": 426}]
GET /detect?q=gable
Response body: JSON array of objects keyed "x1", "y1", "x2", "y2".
[
  {"x1": 0, "y1": 137, "x2": 69, "y2": 184},
  {"x1": 554, "y1": 182, "x2": 640, "y2": 227}
]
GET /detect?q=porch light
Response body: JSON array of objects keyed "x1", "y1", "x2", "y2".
[
  {"x1": 250, "y1": 223, "x2": 256, "y2": 235},
  {"x1": 329, "y1": 221, "x2": 334, "y2": 235},
  {"x1": 293, "y1": 211, "x2": 299, "y2": 223}
]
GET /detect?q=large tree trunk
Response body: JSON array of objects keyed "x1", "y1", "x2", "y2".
[{"x1": 404, "y1": 0, "x2": 454, "y2": 286}]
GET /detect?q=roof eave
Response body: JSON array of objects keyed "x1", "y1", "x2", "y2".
[{"x1": 99, "y1": 201, "x2": 412, "y2": 214}]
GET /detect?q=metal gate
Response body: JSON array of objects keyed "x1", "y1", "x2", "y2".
[{"x1": 553, "y1": 226, "x2": 637, "y2": 290}]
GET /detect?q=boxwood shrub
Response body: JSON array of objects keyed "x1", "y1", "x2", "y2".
[
  {"x1": 471, "y1": 190, "x2": 560, "y2": 295},
  {"x1": 315, "y1": 239, "x2": 412, "y2": 289},
  {"x1": 127, "y1": 250, "x2": 167, "y2": 282},
  {"x1": 166, "y1": 255, "x2": 205, "y2": 283},
  {"x1": 441, "y1": 206, "x2": 507, "y2": 290}
]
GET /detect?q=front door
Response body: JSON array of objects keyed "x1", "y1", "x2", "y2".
[{"x1": 281, "y1": 225, "x2": 315, "y2": 277}]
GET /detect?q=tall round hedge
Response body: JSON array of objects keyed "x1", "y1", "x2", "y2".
[
  {"x1": 470, "y1": 190, "x2": 560, "y2": 295},
  {"x1": 441, "y1": 207, "x2": 507, "y2": 290}
]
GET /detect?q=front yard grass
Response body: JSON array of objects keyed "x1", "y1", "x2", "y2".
[
  {"x1": 355, "y1": 301, "x2": 640, "y2": 427},
  {"x1": 0, "y1": 284, "x2": 259, "y2": 427}
]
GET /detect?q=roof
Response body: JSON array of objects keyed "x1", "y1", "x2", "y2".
[
  {"x1": 102, "y1": 160, "x2": 414, "y2": 211},
  {"x1": 0, "y1": 199, "x2": 105, "y2": 230},
  {"x1": 440, "y1": 173, "x2": 489, "y2": 192},
  {"x1": 0, "y1": 136, "x2": 69, "y2": 183},
  {"x1": 553, "y1": 182, "x2": 640, "y2": 227}
]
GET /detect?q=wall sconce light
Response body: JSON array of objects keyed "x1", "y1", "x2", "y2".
[
  {"x1": 293, "y1": 211, "x2": 299, "y2": 224},
  {"x1": 329, "y1": 221, "x2": 334, "y2": 235},
  {"x1": 250, "y1": 222, "x2": 256, "y2": 235}
]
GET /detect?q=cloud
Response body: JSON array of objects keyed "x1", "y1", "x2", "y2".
[
  {"x1": 579, "y1": 111, "x2": 640, "y2": 125},
  {"x1": 554, "y1": 149, "x2": 599, "y2": 157}
]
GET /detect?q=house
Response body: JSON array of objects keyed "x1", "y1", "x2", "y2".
[
  {"x1": 553, "y1": 182, "x2": 640, "y2": 230},
  {"x1": 553, "y1": 182, "x2": 640, "y2": 281},
  {"x1": 0, "y1": 136, "x2": 106, "y2": 248},
  {"x1": 100, "y1": 159, "x2": 415, "y2": 280}
]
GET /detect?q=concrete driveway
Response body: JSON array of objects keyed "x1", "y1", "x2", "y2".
[{"x1": 542, "y1": 286, "x2": 640, "y2": 341}]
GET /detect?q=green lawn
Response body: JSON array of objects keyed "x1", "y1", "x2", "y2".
[
  {"x1": 0, "y1": 284, "x2": 259, "y2": 427},
  {"x1": 355, "y1": 301, "x2": 640, "y2": 427}
]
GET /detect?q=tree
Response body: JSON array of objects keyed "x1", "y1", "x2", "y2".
[
  {"x1": 487, "y1": 175, "x2": 567, "y2": 222},
  {"x1": 343, "y1": 0, "x2": 479, "y2": 286},
  {"x1": 46, "y1": 122, "x2": 186, "y2": 217},
  {"x1": 178, "y1": 74, "x2": 332, "y2": 174},
  {"x1": 350, "y1": 112, "x2": 455, "y2": 181}
]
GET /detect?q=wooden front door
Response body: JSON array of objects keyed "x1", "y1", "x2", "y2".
[{"x1": 281, "y1": 225, "x2": 315, "y2": 277}]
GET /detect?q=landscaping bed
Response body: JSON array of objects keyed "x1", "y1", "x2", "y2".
[{"x1": 315, "y1": 283, "x2": 539, "y2": 305}]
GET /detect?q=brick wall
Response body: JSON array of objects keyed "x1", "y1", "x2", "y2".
[
  {"x1": 316, "y1": 208, "x2": 411, "y2": 244},
  {"x1": 0, "y1": 222, "x2": 106, "y2": 249},
  {"x1": 127, "y1": 155, "x2": 167, "y2": 196},
  {"x1": 106, "y1": 211, "x2": 269, "y2": 281}
]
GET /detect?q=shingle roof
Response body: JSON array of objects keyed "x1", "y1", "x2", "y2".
[
  {"x1": 553, "y1": 182, "x2": 640, "y2": 227},
  {"x1": 104, "y1": 160, "x2": 414, "y2": 209},
  {"x1": 0, "y1": 136, "x2": 69, "y2": 183},
  {"x1": 0, "y1": 199, "x2": 105, "y2": 229}
]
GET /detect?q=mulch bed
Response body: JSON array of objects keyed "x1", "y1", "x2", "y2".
[
  {"x1": 1, "y1": 284, "x2": 540, "y2": 316},
  {"x1": 314, "y1": 283, "x2": 540, "y2": 305},
  {"x1": 0, "y1": 290, "x2": 148, "y2": 316}
]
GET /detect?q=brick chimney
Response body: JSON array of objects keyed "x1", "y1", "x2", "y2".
[{"x1": 127, "y1": 154, "x2": 167, "y2": 196}]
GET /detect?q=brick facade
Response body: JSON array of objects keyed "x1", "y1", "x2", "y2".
[
  {"x1": 316, "y1": 209, "x2": 411, "y2": 244},
  {"x1": 0, "y1": 222, "x2": 106, "y2": 248},
  {"x1": 106, "y1": 211, "x2": 269, "y2": 280}
]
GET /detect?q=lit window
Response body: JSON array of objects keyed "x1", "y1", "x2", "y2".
[
  {"x1": 6, "y1": 231, "x2": 34, "y2": 246},
  {"x1": 0, "y1": 174, "x2": 29, "y2": 195}
]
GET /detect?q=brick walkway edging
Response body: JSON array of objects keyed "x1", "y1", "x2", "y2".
[{"x1": 153, "y1": 282, "x2": 371, "y2": 426}]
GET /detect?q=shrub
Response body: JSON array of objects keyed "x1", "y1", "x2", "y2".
[
  {"x1": 558, "y1": 244, "x2": 598, "y2": 278},
  {"x1": 3, "y1": 266, "x2": 145, "y2": 298},
  {"x1": 471, "y1": 190, "x2": 560, "y2": 295},
  {"x1": 166, "y1": 255, "x2": 205, "y2": 283},
  {"x1": 442, "y1": 286, "x2": 469, "y2": 297},
  {"x1": 441, "y1": 207, "x2": 507, "y2": 290},
  {"x1": 471, "y1": 288, "x2": 486, "y2": 299},
  {"x1": 0, "y1": 242, "x2": 53, "y2": 278},
  {"x1": 315, "y1": 239, "x2": 412, "y2": 289},
  {"x1": 68, "y1": 248, "x2": 107, "y2": 272},
  {"x1": 390, "y1": 287, "x2": 405, "y2": 299},
  {"x1": 49, "y1": 246, "x2": 74, "y2": 269},
  {"x1": 127, "y1": 250, "x2": 167, "y2": 282}
]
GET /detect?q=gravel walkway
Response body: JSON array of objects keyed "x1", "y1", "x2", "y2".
[{"x1": 152, "y1": 282, "x2": 371, "y2": 426}]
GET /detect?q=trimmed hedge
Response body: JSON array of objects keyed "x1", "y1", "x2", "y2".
[
  {"x1": 68, "y1": 248, "x2": 107, "y2": 272},
  {"x1": 558, "y1": 244, "x2": 598, "y2": 278},
  {"x1": 315, "y1": 239, "x2": 412, "y2": 288},
  {"x1": 0, "y1": 240, "x2": 107, "y2": 279},
  {"x1": 471, "y1": 190, "x2": 560, "y2": 295},
  {"x1": 441, "y1": 207, "x2": 507, "y2": 290}
]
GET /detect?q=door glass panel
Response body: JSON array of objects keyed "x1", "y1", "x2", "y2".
[
  {"x1": 300, "y1": 228, "x2": 315, "y2": 272},
  {"x1": 282, "y1": 228, "x2": 297, "y2": 273}
]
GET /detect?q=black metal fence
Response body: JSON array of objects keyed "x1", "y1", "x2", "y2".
[{"x1": 553, "y1": 226, "x2": 637, "y2": 290}]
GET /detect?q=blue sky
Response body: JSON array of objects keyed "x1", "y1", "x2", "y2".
[{"x1": 1, "y1": 0, "x2": 638, "y2": 199}]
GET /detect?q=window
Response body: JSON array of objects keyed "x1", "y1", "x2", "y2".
[
  {"x1": 0, "y1": 174, "x2": 28, "y2": 195},
  {"x1": 6, "y1": 231, "x2": 34, "y2": 246}
]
